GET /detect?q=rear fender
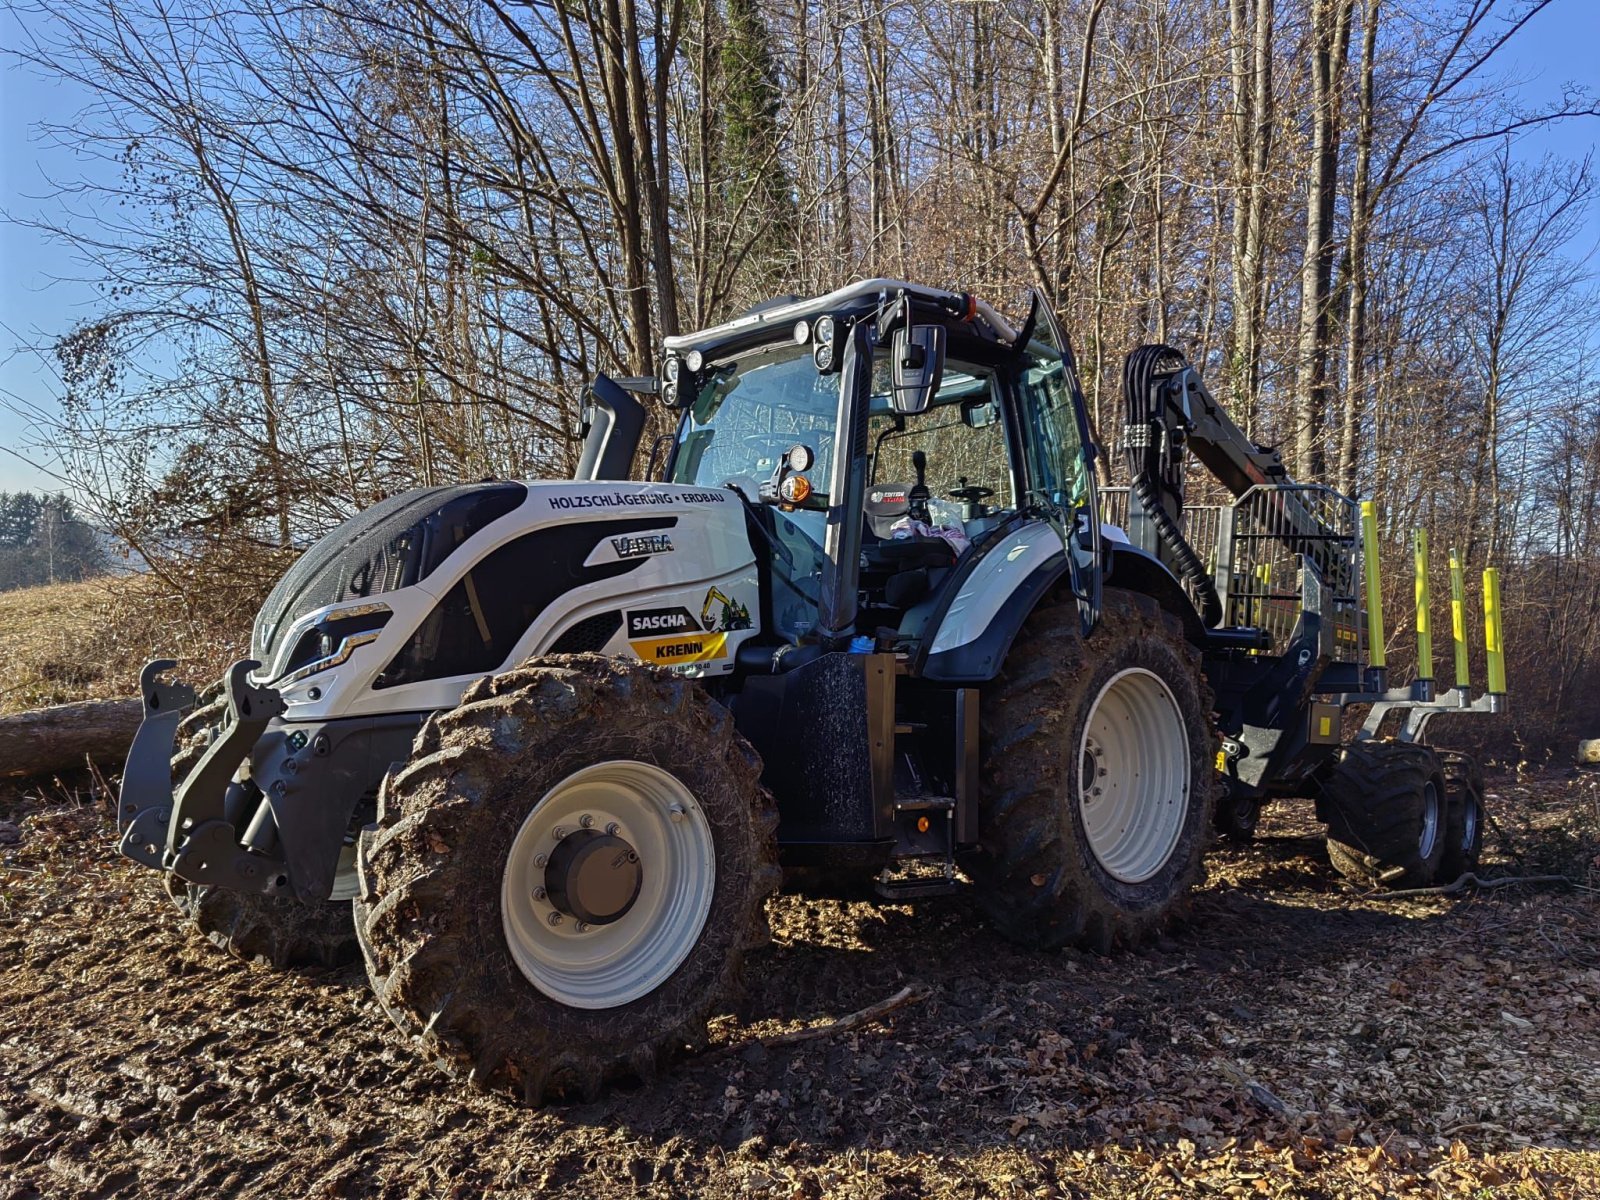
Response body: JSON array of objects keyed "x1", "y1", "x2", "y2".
[
  {"x1": 921, "y1": 520, "x2": 1069, "y2": 682},
  {"x1": 1105, "y1": 543, "x2": 1208, "y2": 644},
  {"x1": 920, "y1": 538, "x2": 1204, "y2": 683}
]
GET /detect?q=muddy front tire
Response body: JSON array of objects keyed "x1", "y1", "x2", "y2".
[
  {"x1": 164, "y1": 684, "x2": 361, "y2": 969},
  {"x1": 354, "y1": 654, "x2": 779, "y2": 1103},
  {"x1": 973, "y1": 589, "x2": 1217, "y2": 951}
]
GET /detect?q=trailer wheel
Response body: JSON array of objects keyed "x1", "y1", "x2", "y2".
[
  {"x1": 354, "y1": 654, "x2": 779, "y2": 1103},
  {"x1": 164, "y1": 687, "x2": 361, "y2": 969},
  {"x1": 1214, "y1": 781, "x2": 1260, "y2": 843},
  {"x1": 973, "y1": 589, "x2": 1216, "y2": 951},
  {"x1": 1437, "y1": 751, "x2": 1486, "y2": 882},
  {"x1": 1320, "y1": 741, "x2": 1448, "y2": 889}
]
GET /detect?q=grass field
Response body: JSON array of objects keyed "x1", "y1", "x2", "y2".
[
  {"x1": 0, "y1": 578, "x2": 137, "y2": 714},
  {"x1": 0, "y1": 575, "x2": 250, "y2": 715}
]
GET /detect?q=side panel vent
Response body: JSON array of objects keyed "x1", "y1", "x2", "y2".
[{"x1": 549, "y1": 611, "x2": 623, "y2": 654}]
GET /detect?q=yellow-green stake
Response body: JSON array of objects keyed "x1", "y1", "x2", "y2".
[
  {"x1": 1449, "y1": 549, "x2": 1470, "y2": 689},
  {"x1": 1484, "y1": 567, "x2": 1507, "y2": 694},
  {"x1": 1413, "y1": 527, "x2": 1433, "y2": 681},
  {"x1": 1361, "y1": 501, "x2": 1386, "y2": 669}
]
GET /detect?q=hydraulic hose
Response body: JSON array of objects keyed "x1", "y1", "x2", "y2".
[{"x1": 1122, "y1": 345, "x2": 1224, "y2": 628}]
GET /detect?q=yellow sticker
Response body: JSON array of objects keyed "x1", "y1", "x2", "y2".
[
  {"x1": 1215, "y1": 750, "x2": 1227, "y2": 772},
  {"x1": 1319, "y1": 716, "x2": 1333, "y2": 737},
  {"x1": 630, "y1": 632, "x2": 729, "y2": 664}
]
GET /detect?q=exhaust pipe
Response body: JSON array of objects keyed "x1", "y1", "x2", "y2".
[{"x1": 575, "y1": 375, "x2": 648, "y2": 481}]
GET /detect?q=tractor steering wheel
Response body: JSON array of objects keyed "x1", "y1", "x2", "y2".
[{"x1": 948, "y1": 479, "x2": 994, "y2": 505}]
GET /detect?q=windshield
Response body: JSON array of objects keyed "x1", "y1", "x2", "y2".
[{"x1": 669, "y1": 343, "x2": 840, "y2": 504}]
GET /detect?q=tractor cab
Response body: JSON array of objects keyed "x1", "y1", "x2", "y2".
[{"x1": 660, "y1": 279, "x2": 1100, "y2": 662}]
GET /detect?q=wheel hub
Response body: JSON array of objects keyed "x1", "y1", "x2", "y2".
[
  {"x1": 544, "y1": 830, "x2": 642, "y2": 925},
  {"x1": 1077, "y1": 667, "x2": 1191, "y2": 884},
  {"x1": 500, "y1": 760, "x2": 716, "y2": 1010}
]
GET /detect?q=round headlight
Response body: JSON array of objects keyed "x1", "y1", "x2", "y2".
[
  {"x1": 813, "y1": 342, "x2": 834, "y2": 372},
  {"x1": 663, "y1": 356, "x2": 680, "y2": 383},
  {"x1": 685, "y1": 348, "x2": 704, "y2": 373},
  {"x1": 814, "y1": 315, "x2": 835, "y2": 345},
  {"x1": 787, "y1": 444, "x2": 814, "y2": 472},
  {"x1": 793, "y1": 319, "x2": 810, "y2": 345}
]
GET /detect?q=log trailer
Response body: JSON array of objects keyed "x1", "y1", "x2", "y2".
[
  {"x1": 1104, "y1": 344, "x2": 1505, "y2": 883},
  {"x1": 117, "y1": 280, "x2": 1505, "y2": 1101}
]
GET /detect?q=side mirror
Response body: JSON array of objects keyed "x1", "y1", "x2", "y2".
[
  {"x1": 890, "y1": 324, "x2": 945, "y2": 415},
  {"x1": 962, "y1": 397, "x2": 999, "y2": 429}
]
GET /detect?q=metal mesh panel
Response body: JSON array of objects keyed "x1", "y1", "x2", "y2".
[
  {"x1": 549, "y1": 611, "x2": 623, "y2": 654},
  {"x1": 1223, "y1": 485, "x2": 1362, "y2": 660},
  {"x1": 1100, "y1": 484, "x2": 1363, "y2": 661}
]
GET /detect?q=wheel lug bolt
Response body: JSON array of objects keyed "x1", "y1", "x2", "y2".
[
  {"x1": 533, "y1": 886, "x2": 547, "y2": 901},
  {"x1": 605, "y1": 822, "x2": 620, "y2": 836},
  {"x1": 580, "y1": 814, "x2": 594, "y2": 829},
  {"x1": 552, "y1": 827, "x2": 567, "y2": 840},
  {"x1": 575, "y1": 921, "x2": 589, "y2": 933},
  {"x1": 534, "y1": 853, "x2": 548, "y2": 868},
  {"x1": 547, "y1": 912, "x2": 563, "y2": 926},
  {"x1": 668, "y1": 803, "x2": 686, "y2": 822}
]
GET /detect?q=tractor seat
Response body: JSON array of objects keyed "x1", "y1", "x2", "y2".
[
  {"x1": 864, "y1": 482, "x2": 913, "y2": 538},
  {"x1": 861, "y1": 481, "x2": 956, "y2": 573},
  {"x1": 862, "y1": 537, "x2": 956, "y2": 573}
]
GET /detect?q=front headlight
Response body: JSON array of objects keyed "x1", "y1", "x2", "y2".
[{"x1": 271, "y1": 603, "x2": 393, "y2": 684}]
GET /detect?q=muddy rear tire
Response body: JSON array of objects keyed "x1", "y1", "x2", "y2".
[
  {"x1": 973, "y1": 589, "x2": 1217, "y2": 951},
  {"x1": 354, "y1": 654, "x2": 779, "y2": 1103},
  {"x1": 164, "y1": 684, "x2": 360, "y2": 969},
  {"x1": 1320, "y1": 741, "x2": 1447, "y2": 889}
]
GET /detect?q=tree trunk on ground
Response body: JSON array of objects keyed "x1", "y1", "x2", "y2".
[{"x1": 0, "y1": 699, "x2": 142, "y2": 780}]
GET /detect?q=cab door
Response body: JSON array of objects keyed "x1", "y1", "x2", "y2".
[{"x1": 1013, "y1": 291, "x2": 1104, "y2": 632}]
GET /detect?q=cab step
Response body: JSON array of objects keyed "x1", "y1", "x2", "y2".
[{"x1": 874, "y1": 874, "x2": 962, "y2": 901}]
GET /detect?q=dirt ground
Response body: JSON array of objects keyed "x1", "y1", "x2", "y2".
[{"x1": 2, "y1": 767, "x2": 1597, "y2": 1199}]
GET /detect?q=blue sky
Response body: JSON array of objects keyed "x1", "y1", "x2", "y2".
[{"x1": 2, "y1": 2, "x2": 1597, "y2": 495}]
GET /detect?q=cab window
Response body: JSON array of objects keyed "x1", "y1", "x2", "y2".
[
  {"x1": 867, "y1": 364, "x2": 1016, "y2": 526},
  {"x1": 1017, "y1": 351, "x2": 1090, "y2": 512}
]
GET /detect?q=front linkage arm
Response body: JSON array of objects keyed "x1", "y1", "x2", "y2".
[{"x1": 120, "y1": 659, "x2": 293, "y2": 895}]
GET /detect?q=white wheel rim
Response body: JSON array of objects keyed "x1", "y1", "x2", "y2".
[
  {"x1": 500, "y1": 761, "x2": 715, "y2": 1010},
  {"x1": 1419, "y1": 780, "x2": 1441, "y2": 859},
  {"x1": 1078, "y1": 668, "x2": 1191, "y2": 884},
  {"x1": 1461, "y1": 794, "x2": 1479, "y2": 851}
]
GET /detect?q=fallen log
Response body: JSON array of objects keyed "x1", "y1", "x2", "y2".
[{"x1": 0, "y1": 698, "x2": 142, "y2": 779}]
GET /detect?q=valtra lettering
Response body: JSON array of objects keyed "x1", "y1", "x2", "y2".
[{"x1": 610, "y1": 533, "x2": 674, "y2": 558}]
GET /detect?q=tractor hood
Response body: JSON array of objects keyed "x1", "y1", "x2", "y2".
[
  {"x1": 253, "y1": 482, "x2": 529, "y2": 675},
  {"x1": 254, "y1": 480, "x2": 761, "y2": 723}
]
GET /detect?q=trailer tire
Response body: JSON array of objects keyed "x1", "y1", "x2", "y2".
[
  {"x1": 1214, "y1": 781, "x2": 1260, "y2": 844},
  {"x1": 354, "y1": 654, "x2": 779, "y2": 1104},
  {"x1": 1437, "y1": 751, "x2": 1486, "y2": 882},
  {"x1": 973, "y1": 589, "x2": 1216, "y2": 951},
  {"x1": 164, "y1": 685, "x2": 361, "y2": 969},
  {"x1": 1321, "y1": 741, "x2": 1448, "y2": 889}
]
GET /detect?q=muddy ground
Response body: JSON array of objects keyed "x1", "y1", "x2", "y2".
[{"x1": 2, "y1": 769, "x2": 1597, "y2": 1199}]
